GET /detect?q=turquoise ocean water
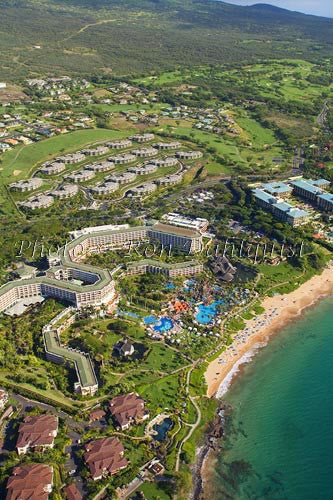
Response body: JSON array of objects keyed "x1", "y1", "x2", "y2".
[{"x1": 214, "y1": 296, "x2": 333, "y2": 500}]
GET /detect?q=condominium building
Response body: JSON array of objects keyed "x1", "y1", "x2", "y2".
[
  {"x1": 84, "y1": 437, "x2": 128, "y2": 480},
  {"x1": 128, "y1": 163, "x2": 157, "y2": 175},
  {"x1": 151, "y1": 157, "x2": 178, "y2": 167},
  {"x1": 108, "y1": 171, "x2": 136, "y2": 184},
  {"x1": 259, "y1": 181, "x2": 292, "y2": 198},
  {"x1": 82, "y1": 146, "x2": 109, "y2": 156},
  {"x1": 109, "y1": 393, "x2": 149, "y2": 430},
  {"x1": 128, "y1": 182, "x2": 157, "y2": 196},
  {"x1": 108, "y1": 154, "x2": 136, "y2": 164},
  {"x1": 124, "y1": 259, "x2": 204, "y2": 278},
  {"x1": 6, "y1": 464, "x2": 53, "y2": 500},
  {"x1": 86, "y1": 161, "x2": 114, "y2": 173},
  {"x1": 49, "y1": 184, "x2": 78, "y2": 199},
  {"x1": 176, "y1": 150, "x2": 203, "y2": 160},
  {"x1": 67, "y1": 169, "x2": 95, "y2": 183},
  {"x1": 91, "y1": 182, "x2": 119, "y2": 195},
  {"x1": 107, "y1": 139, "x2": 132, "y2": 149},
  {"x1": 16, "y1": 414, "x2": 58, "y2": 455},
  {"x1": 40, "y1": 161, "x2": 66, "y2": 175},
  {"x1": 59, "y1": 153, "x2": 85, "y2": 164},
  {"x1": 130, "y1": 133, "x2": 154, "y2": 142},
  {"x1": 20, "y1": 194, "x2": 54, "y2": 210},
  {"x1": 153, "y1": 141, "x2": 181, "y2": 150},
  {"x1": 9, "y1": 178, "x2": 43, "y2": 192},
  {"x1": 132, "y1": 147, "x2": 158, "y2": 158},
  {"x1": 156, "y1": 173, "x2": 183, "y2": 186}
]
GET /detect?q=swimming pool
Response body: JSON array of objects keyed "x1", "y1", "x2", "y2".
[
  {"x1": 143, "y1": 315, "x2": 157, "y2": 325},
  {"x1": 195, "y1": 300, "x2": 224, "y2": 324},
  {"x1": 165, "y1": 282, "x2": 176, "y2": 290},
  {"x1": 118, "y1": 309, "x2": 140, "y2": 319},
  {"x1": 153, "y1": 417, "x2": 173, "y2": 441},
  {"x1": 153, "y1": 317, "x2": 174, "y2": 333}
]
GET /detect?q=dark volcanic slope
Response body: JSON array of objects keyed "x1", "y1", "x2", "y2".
[{"x1": 1, "y1": 0, "x2": 332, "y2": 79}]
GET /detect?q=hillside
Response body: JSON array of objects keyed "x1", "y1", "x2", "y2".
[{"x1": 0, "y1": 0, "x2": 333, "y2": 80}]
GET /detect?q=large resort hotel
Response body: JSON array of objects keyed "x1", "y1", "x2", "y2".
[
  {"x1": 253, "y1": 178, "x2": 333, "y2": 225},
  {"x1": 0, "y1": 221, "x2": 204, "y2": 316}
]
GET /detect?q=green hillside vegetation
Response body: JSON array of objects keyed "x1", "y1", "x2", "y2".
[{"x1": 0, "y1": 0, "x2": 333, "y2": 80}]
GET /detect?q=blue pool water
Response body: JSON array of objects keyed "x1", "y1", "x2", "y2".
[
  {"x1": 165, "y1": 282, "x2": 176, "y2": 290},
  {"x1": 153, "y1": 417, "x2": 174, "y2": 441},
  {"x1": 195, "y1": 300, "x2": 224, "y2": 324},
  {"x1": 153, "y1": 317, "x2": 174, "y2": 332},
  {"x1": 118, "y1": 309, "x2": 140, "y2": 319},
  {"x1": 143, "y1": 315, "x2": 157, "y2": 325}
]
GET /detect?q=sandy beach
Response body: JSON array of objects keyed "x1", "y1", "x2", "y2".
[{"x1": 205, "y1": 263, "x2": 333, "y2": 398}]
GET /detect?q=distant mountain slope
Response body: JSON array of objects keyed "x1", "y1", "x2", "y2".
[{"x1": 0, "y1": 0, "x2": 332, "y2": 80}]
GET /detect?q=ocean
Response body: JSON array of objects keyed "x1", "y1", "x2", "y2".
[{"x1": 213, "y1": 296, "x2": 333, "y2": 500}]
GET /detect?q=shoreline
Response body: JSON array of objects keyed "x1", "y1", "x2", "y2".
[
  {"x1": 205, "y1": 262, "x2": 333, "y2": 399},
  {"x1": 194, "y1": 263, "x2": 333, "y2": 500}
]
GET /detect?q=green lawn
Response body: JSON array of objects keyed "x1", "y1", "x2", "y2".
[{"x1": 0, "y1": 128, "x2": 130, "y2": 183}]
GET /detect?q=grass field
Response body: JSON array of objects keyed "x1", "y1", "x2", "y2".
[{"x1": 0, "y1": 128, "x2": 130, "y2": 183}]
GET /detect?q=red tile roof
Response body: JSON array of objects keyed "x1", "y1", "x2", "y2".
[
  {"x1": 16, "y1": 414, "x2": 58, "y2": 451},
  {"x1": 84, "y1": 437, "x2": 128, "y2": 480},
  {"x1": 6, "y1": 464, "x2": 53, "y2": 500},
  {"x1": 109, "y1": 392, "x2": 148, "y2": 429},
  {"x1": 64, "y1": 483, "x2": 83, "y2": 500}
]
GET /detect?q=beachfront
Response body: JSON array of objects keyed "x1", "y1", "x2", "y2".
[{"x1": 205, "y1": 262, "x2": 333, "y2": 398}]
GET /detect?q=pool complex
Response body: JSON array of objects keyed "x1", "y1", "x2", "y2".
[
  {"x1": 195, "y1": 300, "x2": 224, "y2": 324},
  {"x1": 153, "y1": 317, "x2": 174, "y2": 332},
  {"x1": 143, "y1": 315, "x2": 157, "y2": 325}
]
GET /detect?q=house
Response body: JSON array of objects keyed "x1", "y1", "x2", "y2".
[
  {"x1": 6, "y1": 464, "x2": 53, "y2": 500},
  {"x1": 89, "y1": 409, "x2": 106, "y2": 422},
  {"x1": 109, "y1": 392, "x2": 149, "y2": 430},
  {"x1": 16, "y1": 414, "x2": 58, "y2": 455},
  {"x1": 0, "y1": 388, "x2": 8, "y2": 411},
  {"x1": 84, "y1": 437, "x2": 128, "y2": 480},
  {"x1": 113, "y1": 339, "x2": 134, "y2": 357},
  {"x1": 64, "y1": 483, "x2": 83, "y2": 500},
  {"x1": 148, "y1": 459, "x2": 165, "y2": 476}
]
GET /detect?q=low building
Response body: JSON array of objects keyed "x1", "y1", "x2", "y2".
[
  {"x1": 89, "y1": 409, "x2": 106, "y2": 423},
  {"x1": 86, "y1": 161, "x2": 114, "y2": 173},
  {"x1": 128, "y1": 182, "x2": 157, "y2": 196},
  {"x1": 107, "y1": 139, "x2": 132, "y2": 149},
  {"x1": 84, "y1": 437, "x2": 128, "y2": 480},
  {"x1": 82, "y1": 146, "x2": 109, "y2": 156},
  {"x1": 151, "y1": 157, "x2": 178, "y2": 167},
  {"x1": 132, "y1": 147, "x2": 158, "y2": 158},
  {"x1": 20, "y1": 194, "x2": 54, "y2": 210},
  {"x1": 161, "y1": 213, "x2": 209, "y2": 233},
  {"x1": 64, "y1": 483, "x2": 83, "y2": 500},
  {"x1": 9, "y1": 178, "x2": 44, "y2": 192},
  {"x1": 108, "y1": 154, "x2": 136, "y2": 164},
  {"x1": 130, "y1": 133, "x2": 155, "y2": 142},
  {"x1": 153, "y1": 141, "x2": 181, "y2": 150},
  {"x1": 91, "y1": 182, "x2": 119, "y2": 195},
  {"x1": 6, "y1": 464, "x2": 53, "y2": 500},
  {"x1": 156, "y1": 173, "x2": 183, "y2": 186},
  {"x1": 67, "y1": 169, "x2": 95, "y2": 183},
  {"x1": 108, "y1": 172, "x2": 136, "y2": 184},
  {"x1": 176, "y1": 150, "x2": 203, "y2": 160},
  {"x1": 60, "y1": 153, "x2": 85, "y2": 164},
  {"x1": 0, "y1": 388, "x2": 8, "y2": 411},
  {"x1": 109, "y1": 392, "x2": 149, "y2": 430},
  {"x1": 113, "y1": 339, "x2": 134, "y2": 357},
  {"x1": 128, "y1": 164, "x2": 157, "y2": 175},
  {"x1": 49, "y1": 184, "x2": 79, "y2": 199},
  {"x1": 40, "y1": 162, "x2": 66, "y2": 175},
  {"x1": 16, "y1": 414, "x2": 58, "y2": 455}
]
